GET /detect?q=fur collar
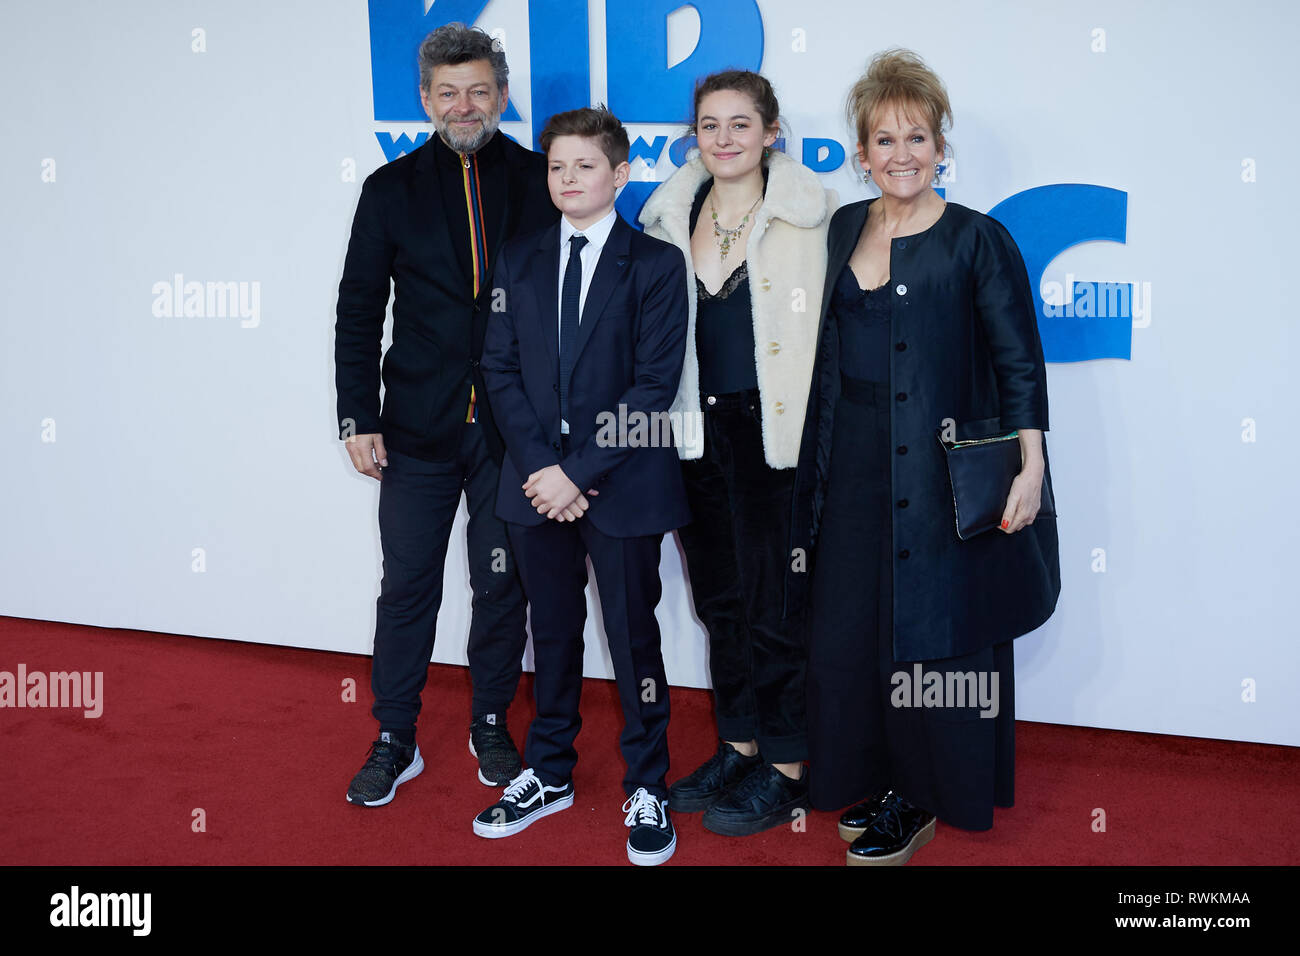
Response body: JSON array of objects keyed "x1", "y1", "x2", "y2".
[{"x1": 638, "y1": 148, "x2": 828, "y2": 236}]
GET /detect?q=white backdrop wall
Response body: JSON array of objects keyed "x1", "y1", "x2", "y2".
[{"x1": 2, "y1": 0, "x2": 1296, "y2": 746}]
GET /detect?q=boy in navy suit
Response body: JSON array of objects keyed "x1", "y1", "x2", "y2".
[{"x1": 476, "y1": 106, "x2": 690, "y2": 865}]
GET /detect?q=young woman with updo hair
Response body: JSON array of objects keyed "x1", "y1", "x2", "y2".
[{"x1": 640, "y1": 70, "x2": 836, "y2": 837}]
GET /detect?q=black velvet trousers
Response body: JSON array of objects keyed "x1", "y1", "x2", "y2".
[{"x1": 677, "y1": 390, "x2": 808, "y2": 763}]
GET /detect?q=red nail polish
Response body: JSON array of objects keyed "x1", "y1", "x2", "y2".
[{"x1": 1001, "y1": 519, "x2": 1009, "y2": 529}]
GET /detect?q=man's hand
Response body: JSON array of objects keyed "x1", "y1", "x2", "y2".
[
  {"x1": 345, "y1": 433, "x2": 388, "y2": 480},
  {"x1": 523, "y1": 465, "x2": 582, "y2": 520}
]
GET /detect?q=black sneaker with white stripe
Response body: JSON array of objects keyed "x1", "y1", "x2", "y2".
[
  {"x1": 623, "y1": 788, "x2": 676, "y2": 866},
  {"x1": 346, "y1": 732, "x2": 423, "y2": 807},
  {"x1": 473, "y1": 768, "x2": 574, "y2": 838}
]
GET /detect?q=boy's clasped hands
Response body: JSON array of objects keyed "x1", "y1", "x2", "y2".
[{"x1": 523, "y1": 464, "x2": 599, "y2": 521}]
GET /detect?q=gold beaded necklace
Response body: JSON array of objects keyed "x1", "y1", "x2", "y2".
[{"x1": 709, "y1": 190, "x2": 762, "y2": 261}]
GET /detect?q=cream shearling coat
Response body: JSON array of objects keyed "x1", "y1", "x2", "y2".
[{"x1": 638, "y1": 151, "x2": 836, "y2": 469}]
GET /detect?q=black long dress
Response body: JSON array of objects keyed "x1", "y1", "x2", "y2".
[{"x1": 805, "y1": 264, "x2": 1015, "y2": 831}]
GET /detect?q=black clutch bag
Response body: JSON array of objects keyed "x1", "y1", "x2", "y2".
[{"x1": 936, "y1": 425, "x2": 1057, "y2": 540}]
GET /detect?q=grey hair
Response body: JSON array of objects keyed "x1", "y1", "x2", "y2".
[{"x1": 418, "y1": 22, "x2": 508, "y2": 95}]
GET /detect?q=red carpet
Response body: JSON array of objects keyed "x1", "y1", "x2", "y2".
[{"x1": 2, "y1": 615, "x2": 1296, "y2": 866}]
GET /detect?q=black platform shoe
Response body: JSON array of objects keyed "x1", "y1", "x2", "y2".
[
  {"x1": 846, "y1": 791, "x2": 936, "y2": 866},
  {"x1": 838, "y1": 790, "x2": 891, "y2": 842}
]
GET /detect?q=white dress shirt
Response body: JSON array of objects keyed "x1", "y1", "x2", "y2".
[{"x1": 557, "y1": 207, "x2": 617, "y2": 433}]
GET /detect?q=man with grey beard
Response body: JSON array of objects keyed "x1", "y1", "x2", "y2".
[{"x1": 335, "y1": 22, "x2": 559, "y2": 806}]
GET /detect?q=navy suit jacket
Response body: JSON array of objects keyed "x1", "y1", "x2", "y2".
[{"x1": 482, "y1": 214, "x2": 692, "y2": 538}]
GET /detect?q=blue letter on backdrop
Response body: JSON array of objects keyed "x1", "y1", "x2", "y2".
[
  {"x1": 368, "y1": 0, "x2": 522, "y2": 123},
  {"x1": 528, "y1": 0, "x2": 591, "y2": 141},
  {"x1": 606, "y1": 0, "x2": 764, "y2": 122},
  {"x1": 989, "y1": 184, "x2": 1131, "y2": 362},
  {"x1": 802, "y1": 138, "x2": 845, "y2": 173}
]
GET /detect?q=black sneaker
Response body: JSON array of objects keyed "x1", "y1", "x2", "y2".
[
  {"x1": 668, "y1": 740, "x2": 763, "y2": 812},
  {"x1": 701, "y1": 762, "x2": 810, "y2": 837},
  {"x1": 469, "y1": 713, "x2": 522, "y2": 787},
  {"x1": 838, "y1": 790, "x2": 891, "y2": 842},
  {"x1": 624, "y1": 788, "x2": 676, "y2": 866},
  {"x1": 346, "y1": 732, "x2": 423, "y2": 807},
  {"x1": 473, "y1": 769, "x2": 574, "y2": 838},
  {"x1": 846, "y1": 791, "x2": 936, "y2": 866}
]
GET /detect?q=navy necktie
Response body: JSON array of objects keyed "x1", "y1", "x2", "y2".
[{"x1": 559, "y1": 233, "x2": 588, "y2": 432}]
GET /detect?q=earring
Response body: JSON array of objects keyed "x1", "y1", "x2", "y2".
[
  {"x1": 764, "y1": 146, "x2": 771, "y2": 158},
  {"x1": 933, "y1": 162, "x2": 942, "y2": 185},
  {"x1": 863, "y1": 169, "x2": 872, "y2": 183}
]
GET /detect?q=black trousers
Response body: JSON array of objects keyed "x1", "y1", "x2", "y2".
[
  {"x1": 677, "y1": 390, "x2": 807, "y2": 763},
  {"x1": 370, "y1": 421, "x2": 527, "y2": 732},
  {"x1": 509, "y1": 514, "x2": 671, "y2": 800},
  {"x1": 807, "y1": 377, "x2": 1015, "y2": 831}
]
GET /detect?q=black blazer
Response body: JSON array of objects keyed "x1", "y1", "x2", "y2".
[
  {"x1": 482, "y1": 215, "x2": 692, "y2": 538},
  {"x1": 787, "y1": 199, "x2": 1061, "y2": 661},
  {"x1": 335, "y1": 132, "x2": 559, "y2": 463}
]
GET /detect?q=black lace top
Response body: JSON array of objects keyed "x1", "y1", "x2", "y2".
[
  {"x1": 831, "y1": 264, "x2": 891, "y2": 383},
  {"x1": 690, "y1": 179, "x2": 759, "y2": 395}
]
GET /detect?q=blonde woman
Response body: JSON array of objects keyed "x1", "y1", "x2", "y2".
[{"x1": 787, "y1": 50, "x2": 1060, "y2": 865}]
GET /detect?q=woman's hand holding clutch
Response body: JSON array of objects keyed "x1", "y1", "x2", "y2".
[{"x1": 999, "y1": 429, "x2": 1044, "y2": 534}]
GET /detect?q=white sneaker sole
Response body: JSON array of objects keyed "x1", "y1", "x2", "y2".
[
  {"x1": 628, "y1": 830, "x2": 677, "y2": 866},
  {"x1": 346, "y1": 745, "x2": 424, "y2": 807},
  {"x1": 468, "y1": 736, "x2": 510, "y2": 787},
  {"x1": 472, "y1": 791, "x2": 574, "y2": 839}
]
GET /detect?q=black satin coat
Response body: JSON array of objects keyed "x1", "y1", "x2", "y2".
[{"x1": 785, "y1": 199, "x2": 1061, "y2": 662}]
